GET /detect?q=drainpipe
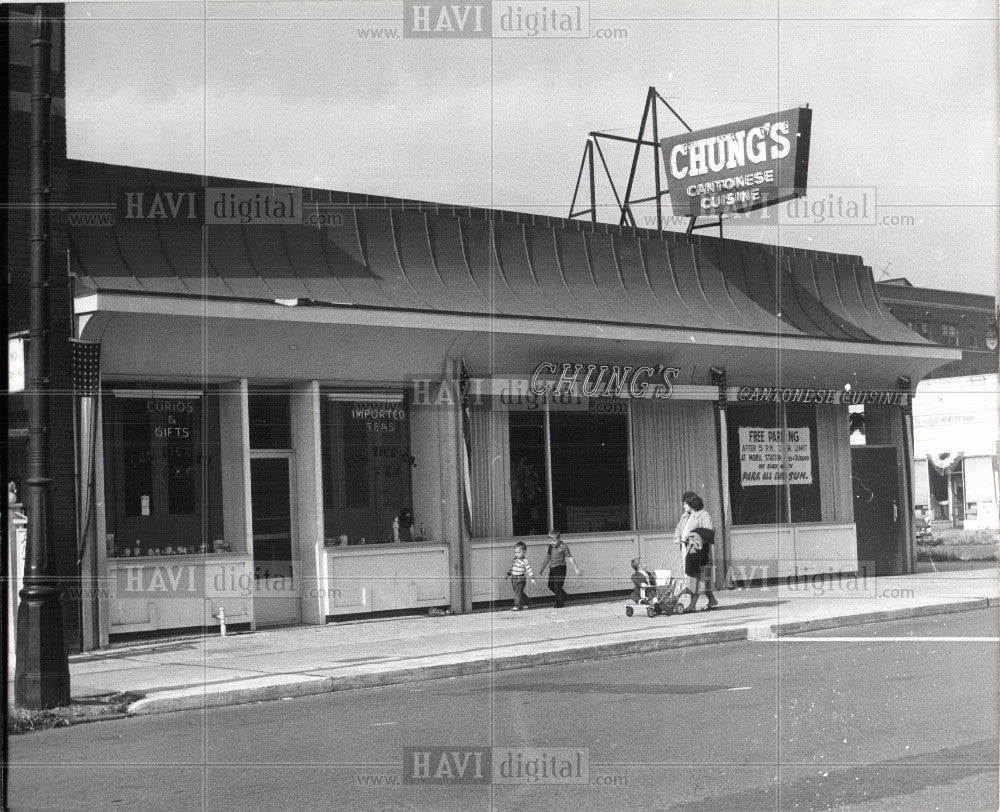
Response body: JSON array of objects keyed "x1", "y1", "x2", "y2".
[
  {"x1": 897, "y1": 377, "x2": 916, "y2": 573},
  {"x1": 451, "y1": 360, "x2": 472, "y2": 613}
]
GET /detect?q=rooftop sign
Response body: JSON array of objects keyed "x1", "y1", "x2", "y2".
[{"x1": 660, "y1": 107, "x2": 812, "y2": 217}]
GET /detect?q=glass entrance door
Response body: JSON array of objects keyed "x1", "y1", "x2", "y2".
[{"x1": 250, "y1": 454, "x2": 300, "y2": 626}]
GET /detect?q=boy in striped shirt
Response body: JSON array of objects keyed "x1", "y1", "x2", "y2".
[{"x1": 504, "y1": 542, "x2": 536, "y2": 610}]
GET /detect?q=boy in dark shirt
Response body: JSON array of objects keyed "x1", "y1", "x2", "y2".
[{"x1": 540, "y1": 531, "x2": 582, "y2": 608}]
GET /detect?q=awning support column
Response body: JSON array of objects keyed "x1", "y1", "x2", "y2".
[
  {"x1": 711, "y1": 367, "x2": 731, "y2": 591},
  {"x1": 442, "y1": 360, "x2": 472, "y2": 613}
]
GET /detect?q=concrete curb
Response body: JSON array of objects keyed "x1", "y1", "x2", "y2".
[
  {"x1": 767, "y1": 597, "x2": 992, "y2": 638},
  {"x1": 127, "y1": 674, "x2": 335, "y2": 716},
  {"x1": 125, "y1": 597, "x2": 994, "y2": 717}
]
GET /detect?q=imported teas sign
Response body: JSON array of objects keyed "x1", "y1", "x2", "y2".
[
  {"x1": 739, "y1": 427, "x2": 812, "y2": 486},
  {"x1": 349, "y1": 399, "x2": 406, "y2": 433}
]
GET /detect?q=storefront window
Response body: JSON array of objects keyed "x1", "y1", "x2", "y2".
[
  {"x1": 509, "y1": 411, "x2": 548, "y2": 536},
  {"x1": 785, "y1": 403, "x2": 821, "y2": 522},
  {"x1": 506, "y1": 404, "x2": 631, "y2": 536},
  {"x1": 727, "y1": 402, "x2": 821, "y2": 525},
  {"x1": 728, "y1": 403, "x2": 784, "y2": 525},
  {"x1": 103, "y1": 386, "x2": 224, "y2": 556},
  {"x1": 550, "y1": 409, "x2": 630, "y2": 533},
  {"x1": 321, "y1": 393, "x2": 414, "y2": 544}
]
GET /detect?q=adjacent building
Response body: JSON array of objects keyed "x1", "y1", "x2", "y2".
[
  {"x1": 877, "y1": 278, "x2": 997, "y2": 381},
  {"x1": 877, "y1": 279, "x2": 999, "y2": 529}
]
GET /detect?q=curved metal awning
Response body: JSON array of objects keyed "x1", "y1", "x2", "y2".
[{"x1": 68, "y1": 159, "x2": 956, "y2": 388}]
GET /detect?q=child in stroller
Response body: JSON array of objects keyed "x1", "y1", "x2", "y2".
[
  {"x1": 625, "y1": 557, "x2": 688, "y2": 617},
  {"x1": 628, "y1": 558, "x2": 654, "y2": 602}
]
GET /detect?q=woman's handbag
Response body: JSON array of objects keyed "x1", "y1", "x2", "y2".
[{"x1": 684, "y1": 527, "x2": 714, "y2": 576}]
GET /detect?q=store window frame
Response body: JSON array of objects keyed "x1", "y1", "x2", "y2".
[
  {"x1": 726, "y1": 400, "x2": 823, "y2": 526},
  {"x1": 508, "y1": 398, "x2": 634, "y2": 537},
  {"x1": 102, "y1": 384, "x2": 225, "y2": 557},
  {"x1": 319, "y1": 389, "x2": 416, "y2": 546}
]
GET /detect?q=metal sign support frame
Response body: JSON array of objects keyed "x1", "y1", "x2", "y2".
[{"x1": 568, "y1": 86, "x2": 724, "y2": 238}]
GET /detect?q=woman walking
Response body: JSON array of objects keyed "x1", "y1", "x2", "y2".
[
  {"x1": 539, "y1": 531, "x2": 581, "y2": 608},
  {"x1": 673, "y1": 491, "x2": 719, "y2": 611}
]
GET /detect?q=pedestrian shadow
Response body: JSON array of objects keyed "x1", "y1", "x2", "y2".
[{"x1": 698, "y1": 598, "x2": 787, "y2": 612}]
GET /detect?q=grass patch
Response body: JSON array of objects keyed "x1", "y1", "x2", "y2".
[
  {"x1": 8, "y1": 707, "x2": 72, "y2": 735},
  {"x1": 7, "y1": 692, "x2": 141, "y2": 735},
  {"x1": 917, "y1": 547, "x2": 999, "y2": 563},
  {"x1": 921, "y1": 528, "x2": 1000, "y2": 547}
]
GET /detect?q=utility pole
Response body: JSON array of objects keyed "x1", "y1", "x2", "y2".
[{"x1": 15, "y1": 4, "x2": 71, "y2": 710}]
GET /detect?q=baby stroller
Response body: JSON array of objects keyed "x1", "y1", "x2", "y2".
[{"x1": 625, "y1": 569, "x2": 688, "y2": 617}]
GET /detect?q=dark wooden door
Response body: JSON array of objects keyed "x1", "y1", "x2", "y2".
[{"x1": 852, "y1": 446, "x2": 901, "y2": 576}]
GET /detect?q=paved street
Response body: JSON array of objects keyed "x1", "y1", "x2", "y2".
[{"x1": 9, "y1": 609, "x2": 998, "y2": 811}]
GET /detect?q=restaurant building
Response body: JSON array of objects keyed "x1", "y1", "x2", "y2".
[{"x1": 65, "y1": 159, "x2": 958, "y2": 644}]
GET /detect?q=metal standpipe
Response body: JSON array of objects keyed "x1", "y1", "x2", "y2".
[{"x1": 214, "y1": 606, "x2": 227, "y2": 637}]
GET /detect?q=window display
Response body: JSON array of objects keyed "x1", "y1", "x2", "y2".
[
  {"x1": 509, "y1": 411, "x2": 548, "y2": 536},
  {"x1": 103, "y1": 387, "x2": 224, "y2": 556},
  {"x1": 550, "y1": 409, "x2": 630, "y2": 533},
  {"x1": 321, "y1": 392, "x2": 415, "y2": 545},
  {"x1": 506, "y1": 403, "x2": 631, "y2": 536}
]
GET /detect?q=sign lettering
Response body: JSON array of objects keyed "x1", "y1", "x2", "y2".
[
  {"x1": 737, "y1": 386, "x2": 907, "y2": 406},
  {"x1": 529, "y1": 362, "x2": 679, "y2": 400},
  {"x1": 739, "y1": 427, "x2": 813, "y2": 486},
  {"x1": 661, "y1": 107, "x2": 812, "y2": 216}
]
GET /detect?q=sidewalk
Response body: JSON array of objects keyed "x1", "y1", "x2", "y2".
[{"x1": 66, "y1": 569, "x2": 997, "y2": 717}]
